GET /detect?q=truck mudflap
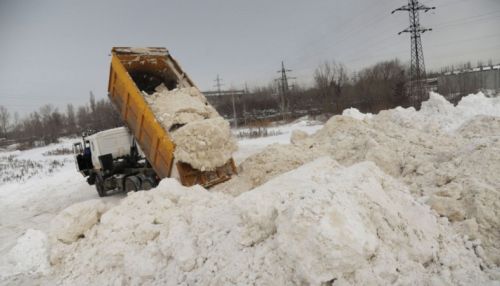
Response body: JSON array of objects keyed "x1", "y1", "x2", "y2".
[{"x1": 176, "y1": 159, "x2": 237, "y2": 188}]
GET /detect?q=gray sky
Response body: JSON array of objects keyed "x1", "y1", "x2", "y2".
[{"x1": 1, "y1": 0, "x2": 499, "y2": 116}]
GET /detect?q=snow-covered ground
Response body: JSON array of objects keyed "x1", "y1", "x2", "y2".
[
  {"x1": 233, "y1": 119, "x2": 323, "y2": 164},
  {"x1": 1, "y1": 92, "x2": 500, "y2": 285},
  {"x1": 0, "y1": 139, "x2": 123, "y2": 259}
]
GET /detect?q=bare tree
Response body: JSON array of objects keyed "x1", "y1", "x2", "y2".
[
  {"x1": 21, "y1": 111, "x2": 43, "y2": 145},
  {"x1": 0, "y1": 105, "x2": 10, "y2": 138},
  {"x1": 37, "y1": 104, "x2": 64, "y2": 143},
  {"x1": 77, "y1": 106, "x2": 89, "y2": 131},
  {"x1": 89, "y1": 91, "x2": 96, "y2": 113},
  {"x1": 351, "y1": 59, "x2": 407, "y2": 111},
  {"x1": 13, "y1": 112, "x2": 19, "y2": 127},
  {"x1": 66, "y1": 104, "x2": 77, "y2": 135},
  {"x1": 313, "y1": 61, "x2": 348, "y2": 113}
]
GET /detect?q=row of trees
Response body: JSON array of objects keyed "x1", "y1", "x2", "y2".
[
  {"x1": 1, "y1": 93, "x2": 121, "y2": 147},
  {"x1": 212, "y1": 58, "x2": 408, "y2": 123}
]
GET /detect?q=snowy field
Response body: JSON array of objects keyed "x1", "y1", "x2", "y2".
[
  {"x1": 0, "y1": 139, "x2": 124, "y2": 258},
  {"x1": 1, "y1": 92, "x2": 500, "y2": 285}
]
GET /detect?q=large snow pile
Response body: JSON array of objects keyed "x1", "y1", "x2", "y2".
[
  {"x1": 144, "y1": 84, "x2": 237, "y2": 171},
  {"x1": 381, "y1": 92, "x2": 500, "y2": 132},
  {"x1": 219, "y1": 91, "x2": 500, "y2": 268},
  {"x1": 23, "y1": 158, "x2": 495, "y2": 285}
]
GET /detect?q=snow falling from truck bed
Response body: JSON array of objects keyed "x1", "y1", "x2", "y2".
[
  {"x1": 2, "y1": 91, "x2": 500, "y2": 285},
  {"x1": 144, "y1": 85, "x2": 237, "y2": 171}
]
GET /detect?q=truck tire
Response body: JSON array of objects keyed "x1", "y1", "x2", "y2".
[
  {"x1": 140, "y1": 177, "x2": 156, "y2": 191},
  {"x1": 95, "y1": 174, "x2": 106, "y2": 197},
  {"x1": 87, "y1": 174, "x2": 96, "y2": 185},
  {"x1": 125, "y1": 176, "x2": 140, "y2": 192}
]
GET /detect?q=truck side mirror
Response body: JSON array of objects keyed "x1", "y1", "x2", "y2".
[{"x1": 73, "y1": 142, "x2": 83, "y2": 154}]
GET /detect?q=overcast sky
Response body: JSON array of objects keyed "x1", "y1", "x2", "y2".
[{"x1": 1, "y1": 0, "x2": 499, "y2": 115}]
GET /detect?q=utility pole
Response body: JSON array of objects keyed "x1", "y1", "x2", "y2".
[
  {"x1": 231, "y1": 92, "x2": 237, "y2": 129},
  {"x1": 243, "y1": 82, "x2": 249, "y2": 126},
  {"x1": 392, "y1": 0, "x2": 435, "y2": 107},
  {"x1": 214, "y1": 74, "x2": 224, "y2": 96},
  {"x1": 276, "y1": 61, "x2": 295, "y2": 120},
  {"x1": 214, "y1": 75, "x2": 238, "y2": 129}
]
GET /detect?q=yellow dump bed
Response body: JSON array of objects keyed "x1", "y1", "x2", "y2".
[{"x1": 107, "y1": 47, "x2": 236, "y2": 187}]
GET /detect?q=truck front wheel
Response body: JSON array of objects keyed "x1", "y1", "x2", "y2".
[{"x1": 95, "y1": 174, "x2": 106, "y2": 197}]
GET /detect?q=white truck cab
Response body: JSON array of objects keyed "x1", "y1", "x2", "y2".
[
  {"x1": 85, "y1": 127, "x2": 134, "y2": 169},
  {"x1": 73, "y1": 127, "x2": 154, "y2": 197}
]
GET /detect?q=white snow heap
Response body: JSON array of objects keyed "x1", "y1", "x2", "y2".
[
  {"x1": 144, "y1": 85, "x2": 237, "y2": 171},
  {"x1": 342, "y1": 107, "x2": 373, "y2": 120},
  {"x1": 383, "y1": 91, "x2": 500, "y2": 132},
  {"x1": 49, "y1": 199, "x2": 109, "y2": 244},
  {"x1": 45, "y1": 158, "x2": 494, "y2": 285},
  {"x1": 0, "y1": 229, "x2": 50, "y2": 277},
  {"x1": 220, "y1": 91, "x2": 500, "y2": 267}
]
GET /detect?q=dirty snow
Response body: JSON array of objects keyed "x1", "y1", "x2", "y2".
[
  {"x1": 1, "y1": 91, "x2": 500, "y2": 284},
  {"x1": 29, "y1": 159, "x2": 498, "y2": 285},
  {"x1": 144, "y1": 85, "x2": 236, "y2": 170},
  {"x1": 342, "y1": 107, "x2": 373, "y2": 120},
  {"x1": 219, "y1": 91, "x2": 500, "y2": 268},
  {"x1": 0, "y1": 229, "x2": 50, "y2": 277}
]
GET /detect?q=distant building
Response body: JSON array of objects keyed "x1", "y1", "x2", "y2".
[{"x1": 437, "y1": 64, "x2": 500, "y2": 103}]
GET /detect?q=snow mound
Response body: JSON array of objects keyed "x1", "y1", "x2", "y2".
[
  {"x1": 290, "y1": 129, "x2": 309, "y2": 144},
  {"x1": 46, "y1": 158, "x2": 494, "y2": 285},
  {"x1": 342, "y1": 107, "x2": 373, "y2": 120},
  {"x1": 144, "y1": 85, "x2": 236, "y2": 170},
  {"x1": 49, "y1": 199, "x2": 109, "y2": 244},
  {"x1": 232, "y1": 143, "x2": 316, "y2": 193},
  {"x1": 386, "y1": 92, "x2": 500, "y2": 132},
  {"x1": 0, "y1": 229, "x2": 50, "y2": 277},
  {"x1": 223, "y1": 92, "x2": 500, "y2": 267}
]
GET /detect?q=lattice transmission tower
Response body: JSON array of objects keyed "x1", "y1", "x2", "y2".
[
  {"x1": 392, "y1": 0, "x2": 435, "y2": 107},
  {"x1": 276, "y1": 61, "x2": 295, "y2": 120}
]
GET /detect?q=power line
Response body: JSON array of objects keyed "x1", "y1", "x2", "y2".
[
  {"x1": 433, "y1": 10, "x2": 500, "y2": 29},
  {"x1": 286, "y1": 1, "x2": 399, "y2": 68},
  {"x1": 291, "y1": 11, "x2": 390, "y2": 67},
  {"x1": 296, "y1": 4, "x2": 498, "y2": 72},
  {"x1": 429, "y1": 0, "x2": 474, "y2": 9},
  {"x1": 337, "y1": 9, "x2": 500, "y2": 67},
  {"x1": 392, "y1": 0, "x2": 435, "y2": 107},
  {"x1": 342, "y1": 31, "x2": 500, "y2": 65}
]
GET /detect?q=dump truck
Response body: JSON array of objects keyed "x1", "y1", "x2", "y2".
[{"x1": 74, "y1": 47, "x2": 237, "y2": 196}]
